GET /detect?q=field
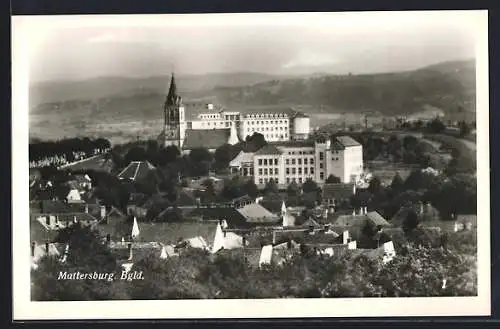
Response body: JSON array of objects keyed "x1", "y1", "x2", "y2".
[{"x1": 365, "y1": 161, "x2": 417, "y2": 185}]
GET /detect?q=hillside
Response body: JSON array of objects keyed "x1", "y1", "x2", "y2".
[
  {"x1": 212, "y1": 60, "x2": 476, "y2": 116},
  {"x1": 29, "y1": 60, "x2": 476, "y2": 143},
  {"x1": 29, "y1": 72, "x2": 290, "y2": 107}
]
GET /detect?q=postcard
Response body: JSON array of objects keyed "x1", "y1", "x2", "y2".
[{"x1": 12, "y1": 10, "x2": 490, "y2": 319}]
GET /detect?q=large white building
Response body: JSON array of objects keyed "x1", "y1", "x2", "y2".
[
  {"x1": 159, "y1": 74, "x2": 311, "y2": 152},
  {"x1": 247, "y1": 136, "x2": 364, "y2": 188}
]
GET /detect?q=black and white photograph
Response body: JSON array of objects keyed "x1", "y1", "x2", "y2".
[{"x1": 12, "y1": 10, "x2": 490, "y2": 319}]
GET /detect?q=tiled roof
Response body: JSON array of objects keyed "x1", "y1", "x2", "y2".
[
  {"x1": 366, "y1": 211, "x2": 391, "y2": 227},
  {"x1": 117, "y1": 161, "x2": 156, "y2": 182},
  {"x1": 331, "y1": 136, "x2": 362, "y2": 150},
  {"x1": 182, "y1": 129, "x2": 230, "y2": 150},
  {"x1": 184, "y1": 207, "x2": 250, "y2": 229},
  {"x1": 237, "y1": 106, "x2": 296, "y2": 117},
  {"x1": 333, "y1": 211, "x2": 390, "y2": 228},
  {"x1": 254, "y1": 144, "x2": 282, "y2": 156},
  {"x1": 237, "y1": 203, "x2": 280, "y2": 224},
  {"x1": 272, "y1": 140, "x2": 315, "y2": 148},
  {"x1": 229, "y1": 151, "x2": 255, "y2": 166},
  {"x1": 322, "y1": 183, "x2": 355, "y2": 200}
]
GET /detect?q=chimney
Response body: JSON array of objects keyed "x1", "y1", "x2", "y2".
[
  {"x1": 127, "y1": 243, "x2": 133, "y2": 260},
  {"x1": 45, "y1": 242, "x2": 49, "y2": 253},
  {"x1": 272, "y1": 231, "x2": 277, "y2": 245},
  {"x1": 364, "y1": 206, "x2": 368, "y2": 215},
  {"x1": 352, "y1": 209, "x2": 356, "y2": 216},
  {"x1": 419, "y1": 202, "x2": 424, "y2": 215},
  {"x1": 242, "y1": 236, "x2": 247, "y2": 247},
  {"x1": 85, "y1": 204, "x2": 89, "y2": 213},
  {"x1": 31, "y1": 242, "x2": 35, "y2": 257}
]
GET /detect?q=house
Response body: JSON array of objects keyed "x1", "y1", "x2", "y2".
[
  {"x1": 31, "y1": 242, "x2": 65, "y2": 270},
  {"x1": 66, "y1": 189, "x2": 83, "y2": 203},
  {"x1": 117, "y1": 161, "x2": 156, "y2": 182},
  {"x1": 454, "y1": 214, "x2": 477, "y2": 232},
  {"x1": 329, "y1": 210, "x2": 391, "y2": 240},
  {"x1": 236, "y1": 203, "x2": 281, "y2": 226},
  {"x1": 66, "y1": 174, "x2": 92, "y2": 193},
  {"x1": 229, "y1": 151, "x2": 255, "y2": 177},
  {"x1": 181, "y1": 128, "x2": 237, "y2": 154},
  {"x1": 321, "y1": 183, "x2": 356, "y2": 209}
]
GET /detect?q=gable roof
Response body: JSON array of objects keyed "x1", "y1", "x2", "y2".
[
  {"x1": 255, "y1": 144, "x2": 282, "y2": 156},
  {"x1": 333, "y1": 211, "x2": 390, "y2": 228},
  {"x1": 322, "y1": 183, "x2": 355, "y2": 200},
  {"x1": 331, "y1": 136, "x2": 361, "y2": 150},
  {"x1": 366, "y1": 211, "x2": 391, "y2": 227},
  {"x1": 236, "y1": 203, "x2": 280, "y2": 224},
  {"x1": 117, "y1": 161, "x2": 156, "y2": 182},
  {"x1": 229, "y1": 151, "x2": 255, "y2": 166},
  {"x1": 185, "y1": 207, "x2": 250, "y2": 229},
  {"x1": 182, "y1": 129, "x2": 230, "y2": 150}
]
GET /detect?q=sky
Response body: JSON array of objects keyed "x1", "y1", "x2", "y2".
[{"x1": 16, "y1": 11, "x2": 483, "y2": 82}]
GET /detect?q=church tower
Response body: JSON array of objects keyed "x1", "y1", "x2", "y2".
[{"x1": 161, "y1": 73, "x2": 186, "y2": 148}]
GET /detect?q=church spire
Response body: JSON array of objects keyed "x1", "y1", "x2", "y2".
[{"x1": 165, "y1": 72, "x2": 179, "y2": 107}]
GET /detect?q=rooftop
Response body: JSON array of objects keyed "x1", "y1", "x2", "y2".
[
  {"x1": 322, "y1": 183, "x2": 356, "y2": 199},
  {"x1": 331, "y1": 136, "x2": 362, "y2": 150},
  {"x1": 182, "y1": 129, "x2": 231, "y2": 150},
  {"x1": 117, "y1": 161, "x2": 156, "y2": 182},
  {"x1": 229, "y1": 151, "x2": 255, "y2": 166},
  {"x1": 236, "y1": 203, "x2": 280, "y2": 224},
  {"x1": 272, "y1": 140, "x2": 316, "y2": 148},
  {"x1": 254, "y1": 144, "x2": 283, "y2": 156}
]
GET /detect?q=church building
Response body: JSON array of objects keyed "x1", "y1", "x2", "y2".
[{"x1": 158, "y1": 73, "x2": 310, "y2": 154}]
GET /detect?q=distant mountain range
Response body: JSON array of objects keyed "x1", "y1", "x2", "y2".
[{"x1": 30, "y1": 59, "x2": 476, "y2": 120}]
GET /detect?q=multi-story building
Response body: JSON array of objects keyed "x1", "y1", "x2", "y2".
[
  {"x1": 159, "y1": 74, "x2": 310, "y2": 151},
  {"x1": 251, "y1": 136, "x2": 364, "y2": 188}
]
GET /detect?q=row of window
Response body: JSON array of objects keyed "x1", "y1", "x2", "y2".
[
  {"x1": 247, "y1": 126, "x2": 288, "y2": 132},
  {"x1": 286, "y1": 177, "x2": 313, "y2": 184},
  {"x1": 258, "y1": 168, "x2": 279, "y2": 176},
  {"x1": 285, "y1": 167, "x2": 315, "y2": 175},
  {"x1": 200, "y1": 114, "x2": 221, "y2": 119},
  {"x1": 258, "y1": 158, "x2": 279, "y2": 166},
  {"x1": 246, "y1": 119, "x2": 288, "y2": 125},
  {"x1": 285, "y1": 158, "x2": 314, "y2": 165},
  {"x1": 258, "y1": 177, "x2": 279, "y2": 184},
  {"x1": 245, "y1": 113, "x2": 288, "y2": 119},
  {"x1": 287, "y1": 150, "x2": 314, "y2": 155}
]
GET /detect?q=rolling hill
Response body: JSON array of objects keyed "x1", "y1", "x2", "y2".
[
  {"x1": 212, "y1": 60, "x2": 476, "y2": 116},
  {"x1": 29, "y1": 60, "x2": 476, "y2": 143}
]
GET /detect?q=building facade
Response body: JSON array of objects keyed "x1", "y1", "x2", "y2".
[
  {"x1": 159, "y1": 74, "x2": 310, "y2": 151},
  {"x1": 251, "y1": 136, "x2": 364, "y2": 188}
]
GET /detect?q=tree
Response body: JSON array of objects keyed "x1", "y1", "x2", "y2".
[
  {"x1": 325, "y1": 174, "x2": 341, "y2": 184},
  {"x1": 428, "y1": 118, "x2": 446, "y2": 134},
  {"x1": 221, "y1": 176, "x2": 245, "y2": 200},
  {"x1": 214, "y1": 144, "x2": 238, "y2": 171},
  {"x1": 286, "y1": 181, "x2": 300, "y2": 197},
  {"x1": 189, "y1": 148, "x2": 213, "y2": 164},
  {"x1": 124, "y1": 147, "x2": 147, "y2": 164},
  {"x1": 302, "y1": 179, "x2": 319, "y2": 194},
  {"x1": 157, "y1": 145, "x2": 180, "y2": 166},
  {"x1": 264, "y1": 179, "x2": 279, "y2": 195},
  {"x1": 243, "y1": 180, "x2": 259, "y2": 199},
  {"x1": 367, "y1": 177, "x2": 383, "y2": 195},
  {"x1": 458, "y1": 121, "x2": 471, "y2": 137},
  {"x1": 244, "y1": 133, "x2": 267, "y2": 152},
  {"x1": 402, "y1": 210, "x2": 420, "y2": 236}
]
